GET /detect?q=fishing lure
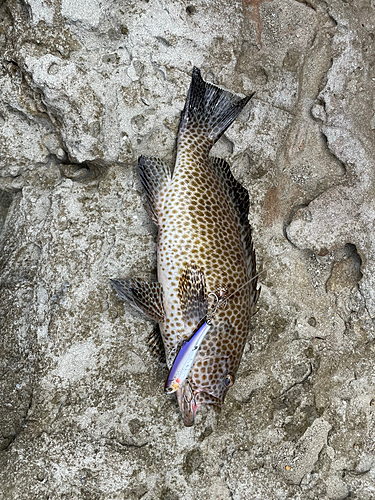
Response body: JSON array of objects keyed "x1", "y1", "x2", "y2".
[{"x1": 165, "y1": 318, "x2": 211, "y2": 394}]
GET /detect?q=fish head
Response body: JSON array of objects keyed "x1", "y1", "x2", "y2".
[
  {"x1": 177, "y1": 387, "x2": 222, "y2": 426},
  {"x1": 176, "y1": 355, "x2": 235, "y2": 426}
]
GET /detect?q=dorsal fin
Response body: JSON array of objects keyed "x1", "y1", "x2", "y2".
[
  {"x1": 111, "y1": 278, "x2": 164, "y2": 323},
  {"x1": 138, "y1": 156, "x2": 171, "y2": 225},
  {"x1": 210, "y1": 157, "x2": 256, "y2": 273},
  {"x1": 178, "y1": 264, "x2": 207, "y2": 328}
]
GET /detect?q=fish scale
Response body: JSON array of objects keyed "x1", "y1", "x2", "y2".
[{"x1": 112, "y1": 67, "x2": 260, "y2": 426}]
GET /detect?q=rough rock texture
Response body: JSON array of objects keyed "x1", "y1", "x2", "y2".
[{"x1": 1, "y1": 0, "x2": 375, "y2": 498}]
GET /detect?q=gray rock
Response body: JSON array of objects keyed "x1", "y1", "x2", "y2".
[{"x1": 1, "y1": 0, "x2": 375, "y2": 498}]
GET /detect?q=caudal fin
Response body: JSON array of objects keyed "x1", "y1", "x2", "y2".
[{"x1": 178, "y1": 67, "x2": 253, "y2": 149}]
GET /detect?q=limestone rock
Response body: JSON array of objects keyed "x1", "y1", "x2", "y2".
[{"x1": 1, "y1": 0, "x2": 375, "y2": 498}]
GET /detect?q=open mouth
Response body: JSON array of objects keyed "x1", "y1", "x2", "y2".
[{"x1": 177, "y1": 386, "x2": 222, "y2": 426}]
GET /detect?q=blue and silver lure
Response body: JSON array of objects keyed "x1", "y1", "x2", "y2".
[{"x1": 165, "y1": 318, "x2": 211, "y2": 394}]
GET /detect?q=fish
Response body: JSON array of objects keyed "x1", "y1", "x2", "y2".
[{"x1": 111, "y1": 67, "x2": 260, "y2": 426}]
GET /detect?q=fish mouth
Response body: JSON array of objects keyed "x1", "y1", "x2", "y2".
[{"x1": 177, "y1": 385, "x2": 222, "y2": 426}]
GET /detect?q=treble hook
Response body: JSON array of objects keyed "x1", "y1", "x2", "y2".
[
  {"x1": 183, "y1": 378, "x2": 196, "y2": 406},
  {"x1": 207, "y1": 286, "x2": 229, "y2": 324}
]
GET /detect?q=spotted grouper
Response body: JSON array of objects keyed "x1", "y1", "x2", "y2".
[{"x1": 112, "y1": 67, "x2": 260, "y2": 426}]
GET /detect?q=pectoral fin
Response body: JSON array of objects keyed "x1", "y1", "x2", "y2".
[
  {"x1": 178, "y1": 264, "x2": 207, "y2": 328},
  {"x1": 138, "y1": 156, "x2": 171, "y2": 225},
  {"x1": 111, "y1": 278, "x2": 164, "y2": 323}
]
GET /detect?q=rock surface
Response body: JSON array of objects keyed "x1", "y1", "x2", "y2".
[{"x1": 1, "y1": 0, "x2": 375, "y2": 498}]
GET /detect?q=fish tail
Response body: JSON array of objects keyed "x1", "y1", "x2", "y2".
[{"x1": 178, "y1": 67, "x2": 253, "y2": 149}]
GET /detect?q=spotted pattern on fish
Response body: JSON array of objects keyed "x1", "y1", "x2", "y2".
[
  {"x1": 112, "y1": 67, "x2": 260, "y2": 426},
  {"x1": 178, "y1": 264, "x2": 207, "y2": 329}
]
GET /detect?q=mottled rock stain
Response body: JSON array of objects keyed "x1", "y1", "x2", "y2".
[
  {"x1": 263, "y1": 184, "x2": 304, "y2": 226},
  {"x1": 242, "y1": 0, "x2": 273, "y2": 49},
  {"x1": 263, "y1": 186, "x2": 279, "y2": 226}
]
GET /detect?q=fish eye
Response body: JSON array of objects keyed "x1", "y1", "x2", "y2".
[
  {"x1": 165, "y1": 386, "x2": 174, "y2": 393},
  {"x1": 223, "y1": 373, "x2": 235, "y2": 388}
]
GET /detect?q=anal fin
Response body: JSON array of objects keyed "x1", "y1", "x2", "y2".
[
  {"x1": 178, "y1": 265, "x2": 207, "y2": 329},
  {"x1": 111, "y1": 279, "x2": 164, "y2": 323},
  {"x1": 138, "y1": 156, "x2": 171, "y2": 225}
]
